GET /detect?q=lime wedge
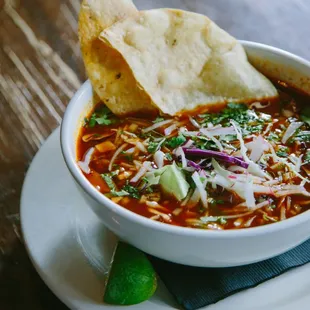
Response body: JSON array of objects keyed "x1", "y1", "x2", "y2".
[{"x1": 104, "y1": 242, "x2": 157, "y2": 305}]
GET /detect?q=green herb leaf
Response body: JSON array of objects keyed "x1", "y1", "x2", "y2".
[
  {"x1": 221, "y1": 134, "x2": 237, "y2": 142},
  {"x1": 111, "y1": 190, "x2": 129, "y2": 197},
  {"x1": 121, "y1": 151, "x2": 133, "y2": 162},
  {"x1": 147, "y1": 138, "x2": 166, "y2": 154},
  {"x1": 101, "y1": 173, "x2": 116, "y2": 190},
  {"x1": 192, "y1": 136, "x2": 218, "y2": 150},
  {"x1": 88, "y1": 117, "x2": 97, "y2": 128},
  {"x1": 166, "y1": 134, "x2": 186, "y2": 148},
  {"x1": 122, "y1": 184, "x2": 140, "y2": 199},
  {"x1": 267, "y1": 132, "x2": 280, "y2": 142},
  {"x1": 201, "y1": 103, "x2": 252, "y2": 126},
  {"x1": 301, "y1": 107, "x2": 310, "y2": 126},
  {"x1": 200, "y1": 103, "x2": 269, "y2": 135},
  {"x1": 276, "y1": 146, "x2": 289, "y2": 158},
  {"x1": 218, "y1": 217, "x2": 227, "y2": 225},
  {"x1": 147, "y1": 141, "x2": 159, "y2": 153},
  {"x1": 200, "y1": 216, "x2": 227, "y2": 225},
  {"x1": 87, "y1": 106, "x2": 116, "y2": 128},
  {"x1": 153, "y1": 116, "x2": 165, "y2": 123},
  {"x1": 304, "y1": 150, "x2": 310, "y2": 165},
  {"x1": 165, "y1": 153, "x2": 173, "y2": 161},
  {"x1": 294, "y1": 130, "x2": 310, "y2": 143}
]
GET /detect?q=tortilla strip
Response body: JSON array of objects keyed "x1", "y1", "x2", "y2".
[
  {"x1": 100, "y1": 9, "x2": 278, "y2": 116},
  {"x1": 79, "y1": 0, "x2": 155, "y2": 115}
]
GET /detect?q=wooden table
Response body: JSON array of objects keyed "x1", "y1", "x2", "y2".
[{"x1": 0, "y1": 0, "x2": 309, "y2": 308}]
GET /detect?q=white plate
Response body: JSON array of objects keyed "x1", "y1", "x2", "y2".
[{"x1": 21, "y1": 128, "x2": 310, "y2": 310}]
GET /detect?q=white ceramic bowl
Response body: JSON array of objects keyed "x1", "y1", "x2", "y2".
[{"x1": 61, "y1": 41, "x2": 310, "y2": 267}]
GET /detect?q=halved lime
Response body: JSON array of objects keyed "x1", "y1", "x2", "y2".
[{"x1": 104, "y1": 242, "x2": 157, "y2": 305}]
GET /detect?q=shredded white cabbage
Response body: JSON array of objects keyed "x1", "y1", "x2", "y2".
[
  {"x1": 154, "y1": 150, "x2": 165, "y2": 169},
  {"x1": 136, "y1": 141, "x2": 147, "y2": 153},
  {"x1": 200, "y1": 128, "x2": 224, "y2": 151},
  {"x1": 268, "y1": 142, "x2": 310, "y2": 183},
  {"x1": 189, "y1": 116, "x2": 201, "y2": 128},
  {"x1": 175, "y1": 147, "x2": 187, "y2": 168},
  {"x1": 201, "y1": 126, "x2": 235, "y2": 137},
  {"x1": 282, "y1": 122, "x2": 303, "y2": 144},
  {"x1": 243, "y1": 179, "x2": 255, "y2": 208},
  {"x1": 108, "y1": 143, "x2": 128, "y2": 171},
  {"x1": 142, "y1": 119, "x2": 173, "y2": 133},
  {"x1": 246, "y1": 135, "x2": 269, "y2": 162},
  {"x1": 231, "y1": 121, "x2": 271, "y2": 179},
  {"x1": 192, "y1": 172, "x2": 208, "y2": 209},
  {"x1": 130, "y1": 161, "x2": 152, "y2": 183},
  {"x1": 78, "y1": 147, "x2": 95, "y2": 174},
  {"x1": 164, "y1": 123, "x2": 177, "y2": 136}
]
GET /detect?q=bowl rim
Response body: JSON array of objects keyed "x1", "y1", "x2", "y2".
[{"x1": 61, "y1": 40, "x2": 310, "y2": 239}]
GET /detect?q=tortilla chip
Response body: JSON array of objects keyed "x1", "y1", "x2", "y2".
[
  {"x1": 79, "y1": 0, "x2": 155, "y2": 115},
  {"x1": 100, "y1": 9, "x2": 278, "y2": 116}
]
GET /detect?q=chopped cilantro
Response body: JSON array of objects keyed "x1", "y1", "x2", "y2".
[
  {"x1": 83, "y1": 117, "x2": 89, "y2": 127},
  {"x1": 147, "y1": 141, "x2": 159, "y2": 153},
  {"x1": 166, "y1": 134, "x2": 186, "y2": 148},
  {"x1": 301, "y1": 107, "x2": 310, "y2": 126},
  {"x1": 192, "y1": 136, "x2": 218, "y2": 150},
  {"x1": 221, "y1": 134, "x2": 237, "y2": 142},
  {"x1": 207, "y1": 198, "x2": 224, "y2": 207},
  {"x1": 121, "y1": 151, "x2": 134, "y2": 162},
  {"x1": 201, "y1": 103, "x2": 252, "y2": 126},
  {"x1": 207, "y1": 198, "x2": 217, "y2": 207},
  {"x1": 101, "y1": 173, "x2": 116, "y2": 190},
  {"x1": 88, "y1": 116, "x2": 97, "y2": 128},
  {"x1": 218, "y1": 217, "x2": 227, "y2": 225},
  {"x1": 267, "y1": 132, "x2": 280, "y2": 142},
  {"x1": 200, "y1": 103, "x2": 270, "y2": 135},
  {"x1": 147, "y1": 138, "x2": 166, "y2": 153},
  {"x1": 244, "y1": 124, "x2": 264, "y2": 134},
  {"x1": 125, "y1": 154, "x2": 134, "y2": 162},
  {"x1": 87, "y1": 106, "x2": 116, "y2": 127},
  {"x1": 304, "y1": 150, "x2": 310, "y2": 165},
  {"x1": 165, "y1": 153, "x2": 173, "y2": 161},
  {"x1": 262, "y1": 214, "x2": 277, "y2": 222},
  {"x1": 294, "y1": 131, "x2": 310, "y2": 143},
  {"x1": 111, "y1": 190, "x2": 129, "y2": 197},
  {"x1": 153, "y1": 116, "x2": 165, "y2": 123},
  {"x1": 200, "y1": 216, "x2": 227, "y2": 225},
  {"x1": 276, "y1": 146, "x2": 289, "y2": 158},
  {"x1": 142, "y1": 177, "x2": 149, "y2": 183},
  {"x1": 122, "y1": 184, "x2": 140, "y2": 199}
]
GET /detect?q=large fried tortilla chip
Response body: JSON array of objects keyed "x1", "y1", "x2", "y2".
[
  {"x1": 100, "y1": 9, "x2": 278, "y2": 115},
  {"x1": 79, "y1": 0, "x2": 155, "y2": 115}
]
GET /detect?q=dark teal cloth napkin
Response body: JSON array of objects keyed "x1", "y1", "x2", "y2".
[{"x1": 149, "y1": 239, "x2": 310, "y2": 310}]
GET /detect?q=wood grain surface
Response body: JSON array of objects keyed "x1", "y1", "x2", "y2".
[{"x1": 0, "y1": 0, "x2": 309, "y2": 309}]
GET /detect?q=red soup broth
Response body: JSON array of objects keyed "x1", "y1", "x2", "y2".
[{"x1": 77, "y1": 81, "x2": 310, "y2": 230}]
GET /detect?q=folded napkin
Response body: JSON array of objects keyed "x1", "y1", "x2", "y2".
[{"x1": 149, "y1": 239, "x2": 310, "y2": 310}]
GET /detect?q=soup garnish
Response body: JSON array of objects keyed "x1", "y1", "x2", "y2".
[{"x1": 77, "y1": 82, "x2": 310, "y2": 230}]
